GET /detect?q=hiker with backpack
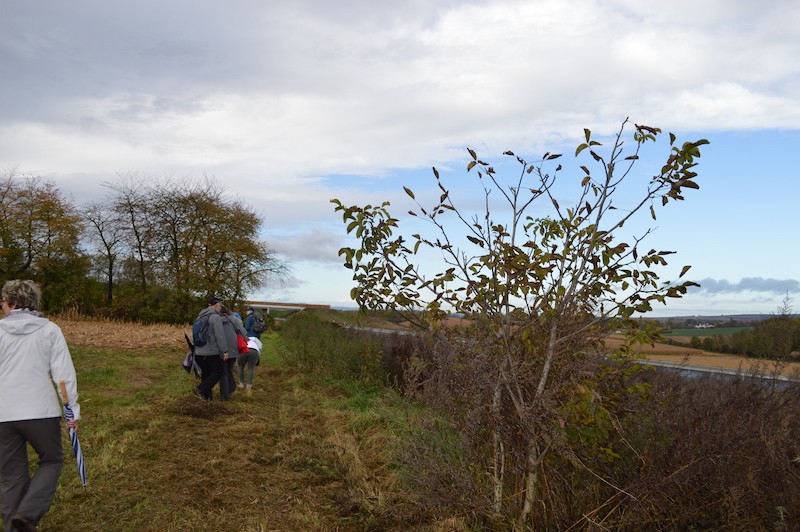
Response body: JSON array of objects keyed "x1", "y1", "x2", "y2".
[
  {"x1": 191, "y1": 296, "x2": 231, "y2": 401},
  {"x1": 244, "y1": 306, "x2": 266, "y2": 339}
]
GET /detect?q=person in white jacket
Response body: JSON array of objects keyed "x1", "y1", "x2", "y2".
[
  {"x1": 0, "y1": 279, "x2": 80, "y2": 532},
  {"x1": 237, "y1": 335, "x2": 263, "y2": 394}
]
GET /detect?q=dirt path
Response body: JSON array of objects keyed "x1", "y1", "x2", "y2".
[{"x1": 162, "y1": 366, "x2": 362, "y2": 531}]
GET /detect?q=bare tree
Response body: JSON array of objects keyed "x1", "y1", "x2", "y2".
[
  {"x1": 84, "y1": 201, "x2": 125, "y2": 305},
  {"x1": 106, "y1": 174, "x2": 156, "y2": 293}
]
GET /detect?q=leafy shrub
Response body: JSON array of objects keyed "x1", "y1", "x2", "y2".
[{"x1": 275, "y1": 310, "x2": 800, "y2": 529}]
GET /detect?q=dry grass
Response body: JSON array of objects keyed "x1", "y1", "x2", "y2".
[
  {"x1": 47, "y1": 316, "x2": 798, "y2": 530},
  {"x1": 39, "y1": 317, "x2": 401, "y2": 531},
  {"x1": 53, "y1": 315, "x2": 189, "y2": 350}
]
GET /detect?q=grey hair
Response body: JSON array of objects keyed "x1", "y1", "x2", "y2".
[{"x1": 2, "y1": 279, "x2": 42, "y2": 311}]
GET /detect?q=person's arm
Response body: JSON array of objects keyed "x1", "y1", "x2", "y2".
[
  {"x1": 209, "y1": 314, "x2": 229, "y2": 358},
  {"x1": 48, "y1": 323, "x2": 81, "y2": 425}
]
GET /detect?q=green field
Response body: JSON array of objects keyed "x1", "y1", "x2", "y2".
[{"x1": 664, "y1": 326, "x2": 751, "y2": 337}]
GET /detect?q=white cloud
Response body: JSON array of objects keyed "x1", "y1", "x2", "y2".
[
  {"x1": 691, "y1": 278, "x2": 800, "y2": 295},
  {"x1": 1, "y1": 0, "x2": 799, "y2": 311}
]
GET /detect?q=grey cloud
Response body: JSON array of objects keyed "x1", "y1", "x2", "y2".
[
  {"x1": 265, "y1": 275, "x2": 305, "y2": 293},
  {"x1": 3, "y1": 0, "x2": 800, "y2": 230},
  {"x1": 691, "y1": 277, "x2": 800, "y2": 294},
  {"x1": 6, "y1": 0, "x2": 799, "y2": 130},
  {"x1": 268, "y1": 229, "x2": 344, "y2": 264}
]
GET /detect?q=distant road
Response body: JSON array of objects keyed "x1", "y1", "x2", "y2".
[
  {"x1": 644, "y1": 352, "x2": 800, "y2": 379},
  {"x1": 644, "y1": 358, "x2": 799, "y2": 383}
]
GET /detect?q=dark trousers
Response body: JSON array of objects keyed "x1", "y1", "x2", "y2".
[
  {"x1": 238, "y1": 348, "x2": 259, "y2": 386},
  {"x1": 219, "y1": 359, "x2": 237, "y2": 400},
  {"x1": 0, "y1": 417, "x2": 64, "y2": 529},
  {"x1": 196, "y1": 354, "x2": 224, "y2": 400}
]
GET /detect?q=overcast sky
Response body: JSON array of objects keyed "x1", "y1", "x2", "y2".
[{"x1": 2, "y1": 0, "x2": 799, "y2": 316}]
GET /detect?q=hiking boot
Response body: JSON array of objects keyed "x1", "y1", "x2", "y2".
[
  {"x1": 237, "y1": 381, "x2": 244, "y2": 389},
  {"x1": 11, "y1": 514, "x2": 37, "y2": 531},
  {"x1": 192, "y1": 386, "x2": 207, "y2": 400}
]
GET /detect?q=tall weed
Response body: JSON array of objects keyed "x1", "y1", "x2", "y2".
[{"x1": 276, "y1": 310, "x2": 385, "y2": 382}]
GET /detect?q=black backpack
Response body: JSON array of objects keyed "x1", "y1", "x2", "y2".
[
  {"x1": 192, "y1": 314, "x2": 210, "y2": 346},
  {"x1": 252, "y1": 312, "x2": 266, "y2": 333}
]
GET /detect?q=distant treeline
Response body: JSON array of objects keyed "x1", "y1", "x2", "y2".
[
  {"x1": 666, "y1": 315, "x2": 800, "y2": 359},
  {"x1": 1, "y1": 170, "x2": 287, "y2": 323}
]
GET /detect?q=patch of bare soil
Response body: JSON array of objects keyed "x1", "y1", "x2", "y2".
[
  {"x1": 604, "y1": 334, "x2": 704, "y2": 356},
  {"x1": 643, "y1": 352, "x2": 800, "y2": 377}
]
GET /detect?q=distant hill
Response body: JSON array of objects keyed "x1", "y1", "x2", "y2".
[{"x1": 654, "y1": 314, "x2": 780, "y2": 323}]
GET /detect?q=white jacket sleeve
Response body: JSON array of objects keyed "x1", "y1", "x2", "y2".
[{"x1": 48, "y1": 322, "x2": 80, "y2": 420}]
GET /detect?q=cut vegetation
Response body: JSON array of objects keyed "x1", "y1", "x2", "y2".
[{"x1": 44, "y1": 317, "x2": 402, "y2": 531}]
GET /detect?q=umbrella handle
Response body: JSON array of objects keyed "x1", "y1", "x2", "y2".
[{"x1": 59, "y1": 380, "x2": 68, "y2": 404}]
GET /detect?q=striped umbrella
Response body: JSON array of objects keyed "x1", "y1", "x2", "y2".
[{"x1": 59, "y1": 381, "x2": 87, "y2": 486}]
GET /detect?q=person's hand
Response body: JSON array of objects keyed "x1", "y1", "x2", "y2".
[
  {"x1": 223, "y1": 352, "x2": 229, "y2": 361},
  {"x1": 66, "y1": 419, "x2": 79, "y2": 431}
]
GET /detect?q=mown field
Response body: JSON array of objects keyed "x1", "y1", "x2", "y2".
[{"x1": 31, "y1": 317, "x2": 405, "y2": 531}]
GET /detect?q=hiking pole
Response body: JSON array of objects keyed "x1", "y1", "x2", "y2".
[{"x1": 59, "y1": 381, "x2": 87, "y2": 486}]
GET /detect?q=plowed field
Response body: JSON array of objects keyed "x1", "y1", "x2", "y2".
[{"x1": 606, "y1": 334, "x2": 800, "y2": 377}]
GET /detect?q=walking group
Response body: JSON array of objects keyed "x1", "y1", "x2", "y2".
[
  {"x1": 0, "y1": 285, "x2": 271, "y2": 529},
  {"x1": 191, "y1": 297, "x2": 265, "y2": 401}
]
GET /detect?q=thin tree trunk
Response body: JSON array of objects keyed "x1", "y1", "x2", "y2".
[
  {"x1": 522, "y1": 319, "x2": 559, "y2": 526},
  {"x1": 492, "y1": 383, "x2": 504, "y2": 513},
  {"x1": 520, "y1": 442, "x2": 542, "y2": 527}
]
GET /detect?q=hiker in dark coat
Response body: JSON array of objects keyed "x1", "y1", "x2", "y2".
[
  {"x1": 192, "y1": 296, "x2": 230, "y2": 400},
  {"x1": 244, "y1": 306, "x2": 262, "y2": 339}
]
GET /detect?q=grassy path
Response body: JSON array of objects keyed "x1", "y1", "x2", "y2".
[{"x1": 35, "y1": 322, "x2": 370, "y2": 531}]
